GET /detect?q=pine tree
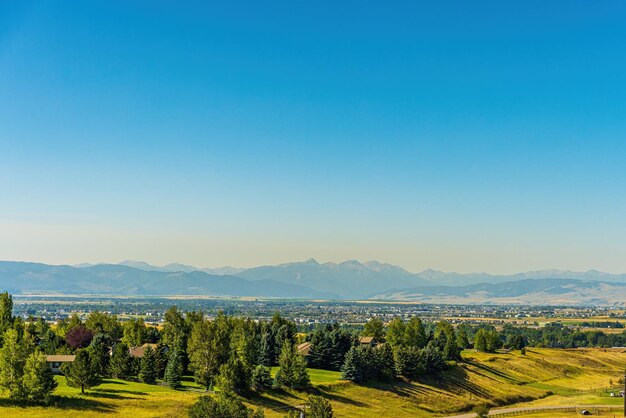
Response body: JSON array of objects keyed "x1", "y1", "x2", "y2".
[
  {"x1": 251, "y1": 365, "x2": 273, "y2": 392},
  {"x1": 88, "y1": 334, "x2": 110, "y2": 377},
  {"x1": 189, "y1": 391, "x2": 265, "y2": 418},
  {"x1": 422, "y1": 341, "x2": 446, "y2": 372},
  {"x1": 340, "y1": 346, "x2": 363, "y2": 382},
  {"x1": 308, "y1": 395, "x2": 333, "y2": 418},
  {"x1": 109, "y1": 343, "x2": 132, "y2": 379},
  {"x1": 216, "y1": 355, "x2": 249, "y2": 393},
  {"x1": 63, "y1": 349, "x2": 100, "y2": 394},
  {"x1": 293, "y1": 351, "x2": 310, "y2": 388},
  {"x1": 443, "y1": 335, "x2": 461, "y2": 361},
  {"x1": 394, "y1": 346, "x2": 425, "y2": 379},
  {"x1": 155, "y1": 343, "x2": 168, "y2": 379},
  {"x1": 258, "y1": 332, "x2": 273, "y2": 366},
  {"x1": 23, "y1": 350, "x2": 57, "y2": 403},
  {"x1": 275, "y1": 341, "x2": 309, "y2": 389},
  {"x1": 376, "y1": 344, "x2": 396, "y2": 381},
  {"x1": 139, "y1": 346, "x2": 157, "y2": 384},
  {"x1": 164, "y1": 349, "x2": 183, "y2": 389}
]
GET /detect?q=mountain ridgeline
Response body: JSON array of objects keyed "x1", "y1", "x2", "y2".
[{"x1": 2, "y1": 259, "x2": 626, "y2": 305}]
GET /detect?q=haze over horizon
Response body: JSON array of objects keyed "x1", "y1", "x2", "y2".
[{"x1": 3, "y1": 2, "x2": 626, "y2": 274}]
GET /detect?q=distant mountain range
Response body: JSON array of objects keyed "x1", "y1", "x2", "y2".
[
  {"x1": 3, "y1": 259, "x2": 626, "y2": 305},
  {"x1": 370, "y1": 278, "x2": 626, "y2": 306},
  {"x1": 0, "y1": 261, "x2": 336, "y2": 299}
]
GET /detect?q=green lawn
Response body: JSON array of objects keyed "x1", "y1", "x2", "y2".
[{"x1": 270, "y1": 367, "x2": 342, "y2": 386}]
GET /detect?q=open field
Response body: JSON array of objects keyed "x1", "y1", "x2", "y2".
[{"x1": 1, "y1": 348, "x2": 626, "y2": 417}]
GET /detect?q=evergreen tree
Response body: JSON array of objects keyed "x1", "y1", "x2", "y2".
[
  {"x1": 88, "y1": 334, "x2": 110, "y2": 377},
  {"x1": 443, "y1": 336, "x2": 461, "y2": 361},
  {"x1": 155, "y1": 343, "x2": 169, "y2": 379},
  {"x1": 0, "y1": 328, "x2": 28, "y2": 399},
  {"x1": 216, "y1": 354, "x2": 249, "y2": 393},
  {"x1": 62, "y1": 349, "x2": 100, "y2": 394},
  {"x1": 189, "y1": 391, "x2": 265, "y2": 418},
  {"x1": 376, "y1": 344, "x2": 396, "y2": 381},
  {"x1": 394, "y1": 346, "x2": 425, "y2": 379},
  {"x1": 251, "y1": 365, "x2": 273, "y2": 392},
  {"x1": 139, "y1": 346, "x2": 157, "y2": 384},
  {"x1": 109, "y1": 343, "x2": 132, "y2": 379},
  {"x1": 258, "y1": 331, "x2": 273, "y2": 366},
  {"x1": 422, "y1": 341, "x2": 446, "y2": 372},
  {"x1": 164, "y1": 349, "x2": 183, "y2": 389},
  {"x1": 274, "y1": 341, "x2": 310, "y2": 389},
  {"x1": 308, "y1": 395, "x2": 334, "y2": 418},
  {"x1": 340, "y1": 346, "x2": 363, "y2": 382},
  {"x1": 328, "y1": 329, "x2": 355, "y2": 371},
  {"x1": 23, "y1": 350, "x2": 57, "y2": 403}
]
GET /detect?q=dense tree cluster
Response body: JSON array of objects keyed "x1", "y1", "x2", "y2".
[{"x1": 307, "y1": 324, "x2": 355, "y2": 371}]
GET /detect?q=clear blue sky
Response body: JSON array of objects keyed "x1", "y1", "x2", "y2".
[{"x1": 2, "y1": 1, "x2": 626, "y2": 273}]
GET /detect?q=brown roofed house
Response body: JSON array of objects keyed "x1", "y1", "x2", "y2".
[
  {"x1": 297, "y1": 342, "x2": 312, "y2": 356},
  {"x1": 129, "y1": 343, "x2": 161, "y2": 358},
  {"x1": 46, "y1": 355, "x2": 75, "y2": 374},
  {"x1": 359, "y1": 336, "x2": 379, "y2": 346}
]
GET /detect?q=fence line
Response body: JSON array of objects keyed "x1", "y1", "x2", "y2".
[{"x1": 490, "y1": 406, "x2": 622, "y2": 417}]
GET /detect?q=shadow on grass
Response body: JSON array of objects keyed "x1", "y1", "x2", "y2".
[
  {"x1": 316, "y1": 389, "x2": 367, "y2": 407},
  {"x1": 464, "y1": 360, "x2": 525, "y2": 384},
  {"x1": 89, "y1": 387, "x2": 148, "y2": 400},
  {"x1": 247, "y1": 389, "x2": 304, "y2": 413},
  {"x1": 99, "y1": 379, "x2": 126, "y2": 385},
  {"x1": 0, "y1": 396, "x2": 115, "y2": 413}
]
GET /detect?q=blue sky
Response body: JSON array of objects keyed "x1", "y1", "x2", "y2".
[{"x1": 1, "y1": 1, "x2": 626, "y2": 273}]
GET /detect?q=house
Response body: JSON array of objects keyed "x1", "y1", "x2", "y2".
[
  {"x1": 129, "y1": 343, "x2": 163, "y2": 358},
  {"x1": 358, "y1": 336, "x2": 379, "y2": 347},
  {"x1": 46, "y1": 355, "x2": 75, "y2": 374},
  {"x1": 297, "y1": 342, "x2": 312, "y2": 356}
]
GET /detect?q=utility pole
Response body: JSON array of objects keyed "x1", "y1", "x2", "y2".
[{"x1": 623, "y1": 369, "x2": 626, "y2": 417}]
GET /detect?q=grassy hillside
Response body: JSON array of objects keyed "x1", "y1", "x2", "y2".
[{"x1": 0, "y1": 348, "x2": 625, "y2": 417}]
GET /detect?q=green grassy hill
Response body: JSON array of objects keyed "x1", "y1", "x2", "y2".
[{"x1": 1, "y1": 348, "x2": 625, "y2": 417}]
